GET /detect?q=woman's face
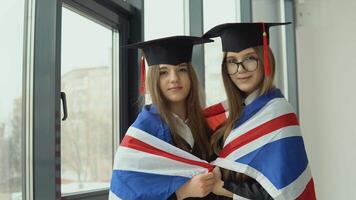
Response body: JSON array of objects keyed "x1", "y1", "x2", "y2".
[
  {"x1": 225, "y1": 48, "x2": 264, "y2": 95},
  {"x1": 159, "y1": 63, "x2": 191, "y2": 105}
]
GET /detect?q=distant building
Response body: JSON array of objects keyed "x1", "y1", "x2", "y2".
[{"x1": 61, "y1": 66, "x2": 112, "y2": 189}]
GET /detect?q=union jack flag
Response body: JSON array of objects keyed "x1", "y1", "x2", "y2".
[
  {"x1": 205, "y1": 89, "x2": 316, "y2": 200},
  {"x1": 109, "y1": 105, "x2": 213, "y2": 200}
]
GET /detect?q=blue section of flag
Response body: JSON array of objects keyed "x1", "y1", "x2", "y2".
[
  {"x1": 110, "y1": 170, "x2": 188, "y2": 200},
  {"x1": 110, "y1": 104, "x2": 191, "y2": 199},
  {"x1": 234, "y1": 88, "x2": 284, "y2": 129},
  {"x1": 205, "y1": 88, "x2": 315, "y2": 198},
  {"x1": 236, "y1": 136, "x2": 309, "y2": 189},
  {"x1": 131, "y1": 104, "x2": 173, "y2": 145}
]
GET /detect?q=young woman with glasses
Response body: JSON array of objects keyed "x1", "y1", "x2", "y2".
[{"x1": 203, "y1": 23, "x2": 316, "y2": 200}]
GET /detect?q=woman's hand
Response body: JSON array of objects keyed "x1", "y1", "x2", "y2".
[
  {"x1": 212, "y1": 167, "x2": 224, "y2": 195},
  {"x1": 213, "y1": 166, "x2": 222, "y2": 180},
  {"x1": 212, "y1": 167, "x2": 233, "y2": 198},
  {"x1": 175, "y1": 172, "x2": 215, "y2": 200}
]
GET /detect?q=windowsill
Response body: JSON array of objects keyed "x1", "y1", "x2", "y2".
[{"x1": 62, "y1": 188, "x2": 109, "y2": 200}]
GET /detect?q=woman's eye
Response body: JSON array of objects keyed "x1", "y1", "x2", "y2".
[
  {"x1": 246, "y1": 56, "x2": 258, "y2": 60},
  {"x1": 159, "y1": 70, "x2": 168, "y2": 76},
  {"x1": 178, "y1": 67, "x2": 188, "y2": 72}
]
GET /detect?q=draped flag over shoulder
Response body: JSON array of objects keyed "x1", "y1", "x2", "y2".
[
  {"x1": 203, "y1": 100, "x2": 228, "y2": 132},
  {"x1": 109, "y1": 105, "x2": 213, "y2": 200},
  {"x1": 204, "y1": 89, "x2": 316, "y2": 200}
]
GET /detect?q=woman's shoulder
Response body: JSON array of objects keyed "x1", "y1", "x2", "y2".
[
  {"x1": 133, "y1": 104, "x2": 159, "y2": 121},
  {"x1": 265, "y1": 95, "x2": 296, "y2": 114},
  {"x1": 130, "y1": 104, "x2": 172, "y2": 143},
  {"x1": 131, "y1": 104, "x2": 165, "y2": 131}
]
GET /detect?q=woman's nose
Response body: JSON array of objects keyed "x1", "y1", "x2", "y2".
[
  {"x1": 237, "y1": 63, "x2": 247, "y2": 73},
  {"x1": 168, "y1": 70, "x2": 179, "y2": 82}
]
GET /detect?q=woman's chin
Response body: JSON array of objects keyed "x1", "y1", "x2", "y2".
[
  {"x1": 166, "y1": 95, "x2": 187, "y2": 104},
  {"x1": 237, "y1": 85, "x2": 253, "y2": 94}
]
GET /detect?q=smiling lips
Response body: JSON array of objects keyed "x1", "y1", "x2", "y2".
[
  {"x1": 168, "y1": 86, "x2": 183, "y2": 91},
  {"x1": 237, "y1": 76, "x2": 251, "y2": 80}
]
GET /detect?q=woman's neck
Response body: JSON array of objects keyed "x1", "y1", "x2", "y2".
[
  {"x1": 244, "y1": 89, "x2": 261, "y2": 105},
  {"x1": 169, "y1": 101, "x2": 187, "y2": 120}
]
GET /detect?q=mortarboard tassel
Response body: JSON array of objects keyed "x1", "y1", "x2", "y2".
[
  {"x1": 140, "y1": 56, "x2": 146, "y2": 94},
  {"x1": 262, "y1": 23, "x2": 271, "y2": 77}
]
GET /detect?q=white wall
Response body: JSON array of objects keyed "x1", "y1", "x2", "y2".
[{"x1": 295, "y1": 1, "x2": 356, "y2": 199}]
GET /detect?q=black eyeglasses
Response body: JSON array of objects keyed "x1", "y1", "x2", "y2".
[{"x1": 223, "y1": 56, "x2": 259, "y2": 75}]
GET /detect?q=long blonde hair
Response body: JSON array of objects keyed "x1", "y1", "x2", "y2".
[
  {"x1": 211, "y1": 46, "x2": 276, "y2": 179},
  {"x1": 146, "y1": 62, "x2": 211, "y2": 160}
]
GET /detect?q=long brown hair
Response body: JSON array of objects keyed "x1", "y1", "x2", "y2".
[
  {"x1": 146, "y1": 62, "x2": 211, "y2": 160},
  {"x1": 211, "y1": 46, "x2": 276, "y2": 180}
]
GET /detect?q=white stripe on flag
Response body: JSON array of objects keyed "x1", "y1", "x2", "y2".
[
  {"x1": 233, "y1": 194, "x2": 251, "y2": 200},
  {"x1": 276, "y1": 166, "x2": 313, "y2": 199},
  {"x1": 225, "y1": 125, "x2": 301, "y2": 160},
  {"x1": 126, "y1": 126, "x2": 207, "y2": 162},
  {"x1": 212, "y1": 158, "x2": 313, "y2": 200},
  {"x1": 224, "y1": 98, "x2": 294, "y2": 147},
  {"x1": 113, "y1": 146, "x2": 208, "y2": 178},
  {"x1": 109, "y1": 190, "x2": 122, "y2": 200},
  {"x1": 212, "y1": 158, "x2": 279, "y2": 198}
]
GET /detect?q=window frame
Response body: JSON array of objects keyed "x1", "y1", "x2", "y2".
[{"x1": 32, "y1": 0, "x2": 143, "y2": 199}]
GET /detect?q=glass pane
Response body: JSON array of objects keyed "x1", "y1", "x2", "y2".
[
  {"x1": 144, "y1": 0, "x2": 189, "y2": 104},
  {"x1": 0, "y1": 1, "x2": 26, "y2": 200},
  {"x1": 61, "y1": 7, "x2": 113, "y2": 194},
  {"x1": 144, "y1": 0, "x2": 187, "y2": 40},
  {"x1": 252, "y1": 0, "x2": 287, "y2": 95},
  {"x1": 203, "y1": 0, "x2": 239, "y2": 106}
]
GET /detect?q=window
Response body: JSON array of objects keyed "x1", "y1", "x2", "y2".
[
  {"x1": 0, "y1": 1, "x2": 26, "y2": 199},
  {"x1": 144, "y1": 0, "x2": 189, "y2": 40},
  {"x1": 143, "y1": 0, "x2": 190, "y2": 104},
  {"x1": 252, "y1": 0, "x2": 289, "y2": 98},
  {"x1": 61, "y1": 7, "x2": 115, "y2": 194},
  {"x1": 204, "y1": 0, "x2": 241, "y2": 106}
]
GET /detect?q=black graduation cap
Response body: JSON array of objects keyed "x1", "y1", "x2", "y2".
[
  {"x1": 203, "y1": 22, "x2": 291, "y2": 76},
  {"x1": 123, "y1": 36, "x2": 213, "y2": 66},
  {"x1": 123, "y1": 36, "x2": 212, "y2": 94},
  {"x1": 203, "y1": 22, "x2": 290, "y2": 52}
]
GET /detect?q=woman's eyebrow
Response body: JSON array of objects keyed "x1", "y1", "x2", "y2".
[
  {"x1": 227, "y1": 52, "x2": 257, "y2": 59},
  {"x1": 226, "y1": 56, "x2": 238, "y2": 60},
  {"x1": 244, "y1": 52, "x2": 257, "y2": 57}
]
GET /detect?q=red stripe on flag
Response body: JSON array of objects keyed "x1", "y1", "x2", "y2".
[
  {"x1": 219, "y1": 113, "x2": 299, "y2": 158},
  {"x1": 296, "y1": 178, "x2": 317, "y2": 200},
  {"x1": 204, "y1": 103, "x2": 225, "y2": 117},
  {"x1": 121, "y1": 135, "x2": 214, "y2": 172},
  {"x1": 206, "y1": 112, "x2": 227, "y2": 132}
]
